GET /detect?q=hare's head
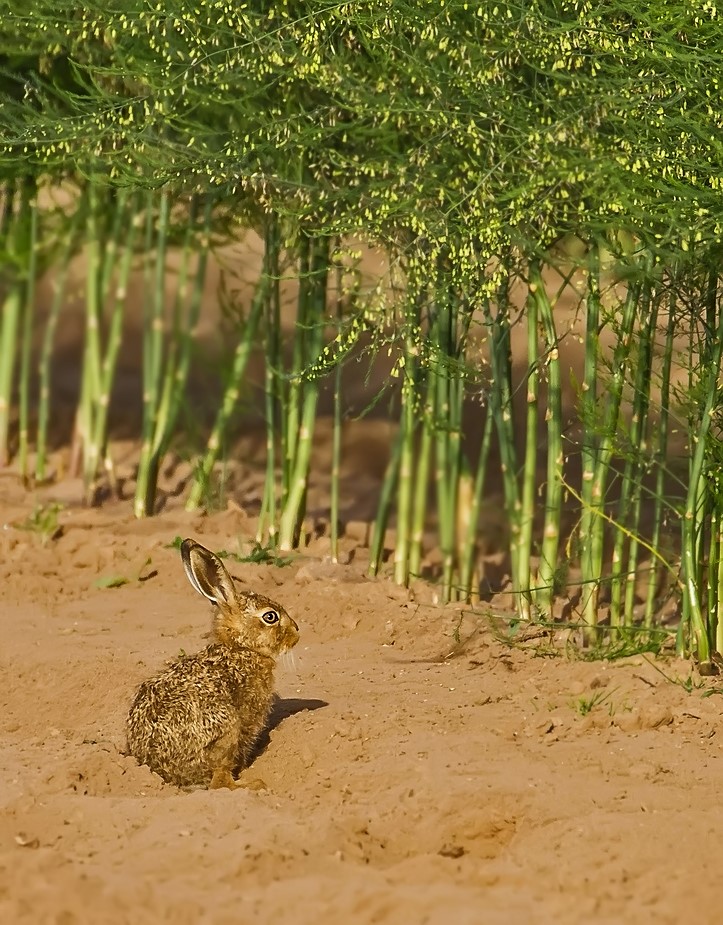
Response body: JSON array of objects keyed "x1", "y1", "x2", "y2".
[{"x1": 180, "y1": 539, "x2": 299, "y2": 659}]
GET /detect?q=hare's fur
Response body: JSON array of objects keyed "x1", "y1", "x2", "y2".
[{"x1": 126, "y1": 539, "x2": 299, "y2": 788}]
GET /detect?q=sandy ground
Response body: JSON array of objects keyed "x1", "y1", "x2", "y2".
[{"x1": 1, "y1": 480, "x2": 722, "y2": 925}]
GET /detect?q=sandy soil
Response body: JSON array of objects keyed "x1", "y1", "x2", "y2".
[{"x1": 1, "y1": 480, "x2": 722, "y2": 925}]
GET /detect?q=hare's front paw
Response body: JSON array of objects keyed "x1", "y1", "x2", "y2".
[{"x1": 209, "y1": 769, "x2": 267, "y2": 791}]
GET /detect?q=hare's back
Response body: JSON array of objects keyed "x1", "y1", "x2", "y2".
[
  {"x1": 130, "y1": 644, "x2": 274, "y2": 714},
  {"x1": 128, "y1": 645, "x2": 276, "y2": 738}
]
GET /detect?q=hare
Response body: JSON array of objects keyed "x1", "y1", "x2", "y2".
[{"x1": 127, "y1": 538, "x2": 299, "y2": 789}]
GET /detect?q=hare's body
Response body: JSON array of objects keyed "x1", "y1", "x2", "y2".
[
  {"x1": 128, "y1": 644, "x2": 276, "y2": 787},
  {"x1": 126, "y1": 539, "x2": 299, "y2": 788}
]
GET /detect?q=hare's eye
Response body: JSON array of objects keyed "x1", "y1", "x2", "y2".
[{"x1": 262, "y1": 610, "x2": 279, "y2": 625}]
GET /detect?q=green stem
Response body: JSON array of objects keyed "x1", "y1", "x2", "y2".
[
  {"x1": 717, "y1": 505, "x2": 723, "y2": 655},
  {"x1": 609, "y1": 285, "x2": 653, "y2": 627},
  {"x1": 443, "y1": 300, "x2": 466, "y2": 603},
  {"x1": 78, "y1": 178, "x2": 104, "y2": 491},
  {"x1": 483, "y1": 270, "x2": 520, "y2": 589},
  {"x1": 459, "y1": 408, "x2": 494, "y2": 601},
  {"x1": 531, "y1": 262, "x2": 563, "y2": 617},
  {"x1": 278, "y1": 383, "x2": 320, "y2": 550},
  {"x1": 518, "y1": 273, "x2": 539, "y2": 620},
  {"x1": 257, "y1": 218, "x2": 281, "y2": 546},
  {"x1": 681, "y1": 273, "x2": 723, "y2": 665},
  {"x1": 581, "y1": 254, "x2": 641, "y2": 641},
  {"x1": 0, "y1": 179, "x2": 31, "y2": 468},
  {"x1": 135, "y1": 190, "x2": 169, "y2": 517},
  {"x1": 154, "y1": 196, "x2": 212, "y2": 461},
  {"x1": 186, "y1": 258, "x2": 267, "y2": 512},
  {"x1": 0, "y1": 289, "x2": 21, "y2": 467},
  {"x1": 709, "y1": 499, "x2": 719, "y2": 645},
  {"x1": 36, "y1": 201, "x2": 81, "y2": 482},
  {"x1": 644, "y1": 295, "x2": 675, "y2": 626},
  {"x1": 18, "y1": 191, "x2": 38, "y2": 480},
  {"x1": 394, "y1": 374, "x2": 415, "y2": 586},
  {"x1": 330, "y1": 245, "x2": 344, "y2": 563},
  {"x1": 433, "y1": 296, "x2": 454, "y2": 600},
  {"x1": 87, "y1": 189, "x2": 136, "y2": 497},
  {"x1": 409, "y1": 375, "x2": 434, "y2": 578},
  {"x1": 579, "y1": 242, "x2": 601, "y2": 634},
  {"x1": 622, "y1": 292, "x2": 659, "y2": 626},
  {"x1": 278, "y1": 236, "x2": 329, "y2": 549},
  {"x1": 368, "y1": 426, "x2": 403, "y2": 578},
  {"x1": 283, "y1": 236, "x2": 309, "y2": 504}
]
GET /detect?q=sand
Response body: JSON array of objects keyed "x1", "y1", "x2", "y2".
[{"x1": 1, "y1": 480, "x2": 721, "y2": 925}]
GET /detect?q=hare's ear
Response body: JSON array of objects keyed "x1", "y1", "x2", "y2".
[{"x1": 180, "y1": 539, "x2": 236, "y2": 608}]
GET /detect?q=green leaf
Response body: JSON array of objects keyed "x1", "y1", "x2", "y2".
[
  {"x1": 94, "y1": 574, "x2": 129, "y2": 589},
  {"x1": 94, "y1": 556, "x2": 154, "y2": 590}
]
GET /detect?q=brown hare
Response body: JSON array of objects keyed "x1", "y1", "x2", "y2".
[{"x1": 127, "y1": 538, "x2": 299, "y2": 789}]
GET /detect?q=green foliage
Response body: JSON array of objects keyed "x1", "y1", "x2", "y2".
[
  {"x1": 574, "y1": 688, "x2": 616, "y2": 717},
  {"x1": 93, "y1": 555, "x2": 153, "y2": 588},
  {"x1": 3, "y1": 1, "x2": 723, "y2": 657},
  {"x1": 4, "y1": 1, "x2": 723, "y2": 262},
  {"x1": 216, "y1": 544, "x2": 294, "y2": 568},
  {"x1": 643, "y1": 655, "x2": 709, "y2": 693},
  {"x1": 17, "y1": 501, "x2": 63, "y2": 545}
]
